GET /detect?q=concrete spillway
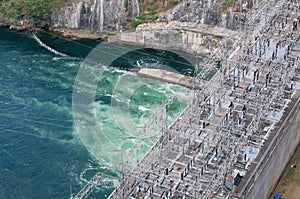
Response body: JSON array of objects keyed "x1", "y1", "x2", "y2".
[{"x1": 137, "y1": 68, "x2": 204, "y2": 89}]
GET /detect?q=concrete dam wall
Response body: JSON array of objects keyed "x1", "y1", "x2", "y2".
[{"x1": 236, "y1": 95, "x2": 300, "y2": 199}]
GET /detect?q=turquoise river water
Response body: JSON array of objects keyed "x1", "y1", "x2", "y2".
[{"x1": 0, "y1": 27, "x2": 196, "y2": 198}]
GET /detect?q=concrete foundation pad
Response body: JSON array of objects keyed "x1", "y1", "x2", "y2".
[{"x1": 137, "y1": 68, "x2": 204, "y2": 89}]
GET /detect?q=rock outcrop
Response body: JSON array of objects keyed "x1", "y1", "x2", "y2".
[
  {"x1": 159, "y1": 0, "x2": 259, "y2": 30},
  {"x1": 51, "y1": 0, "x2": 140, "y2": 32},
  {"x1": 116, "y1": 21, "x2": 240, "y2": 55},
  {"x1": 51, "y1": 0, "x2": 259, "y2": 32},
  {"x1": 50, "y1": 0, "x2": 263, "y2": 55}
]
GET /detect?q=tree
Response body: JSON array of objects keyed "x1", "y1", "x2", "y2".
[{"x1": 0, "y1": 0, "x2": 66, "y2": 26}]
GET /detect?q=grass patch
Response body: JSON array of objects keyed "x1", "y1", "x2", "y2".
[
  {"x1": 284, "y1": 168, "x2": 296, "y2": 184},
  {"x1": 131, "y1": 10, "x2": 158, "y2": 29},
  {"x1": 131, "y1": 0, "x2": 183, "y2": 29},
  {"x1": 220, "y1": 0, "x2": 233, "y2": 14},
  {"x1": 104, "y1": 31, "x2": 115, "y2": 36},
  {"x1": 132, "y1": 19, "x2": 149, "y2": 29},
  {"x1": 275, "y1": 145, "x2": 300, "y2": 195},
  {"x1": 148, "y1": 8, "x2": 158, "y2": 16},
  {"x1": 169, "y1": 0, "x2": 181, "y2": 7}
]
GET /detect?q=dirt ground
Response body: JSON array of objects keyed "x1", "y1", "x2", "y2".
[
  {"x1": 272, "y1": 145, "x2": 300, "y2": 199},
  {"x1": 51, "y1": 28, "x2": 105, "y2": 40}
]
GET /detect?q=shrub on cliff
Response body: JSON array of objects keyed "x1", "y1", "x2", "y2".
[
  {"x1": 132, "y1": 0, "x2": 182, "y2": 29},
  {"x1": 0, "y1": 0, "x2": 66, "y2": 27}
]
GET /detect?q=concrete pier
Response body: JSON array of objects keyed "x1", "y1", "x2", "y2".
[{"x1": 137, "y1": 68, "x2": 204, "y2": 89}]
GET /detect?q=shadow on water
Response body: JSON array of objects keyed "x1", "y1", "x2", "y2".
[
  {"x1": 35, "y1": 30, "x2": 198, "y2": 76},
  {"x1": 36, "y1": 31, "x2": 101, "y2": 58},
  {"x1": 111, "y1": 48, "x2": 196, "y2": 76}
]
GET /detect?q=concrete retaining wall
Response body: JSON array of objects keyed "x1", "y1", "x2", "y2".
[
  {"x1": 118, "y1": 29, "x2": 212, "y2": 55},
  {"x1": 116, "y1": 23, "x2": 241, "y2": 55},
  {"x1": 235, "y1": 95, "x2": 300, "y2": 199}
]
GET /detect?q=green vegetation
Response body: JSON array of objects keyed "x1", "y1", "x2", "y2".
[
  {"x1": 275, "y1": 146, "x2": 300, "y2": 195},
  {"x1": 0, "y1": 0, "x2": 66, "y2": 26},
  {"x1": 131, "y1": 0, "x2": 183, "y2": 29},
  {"x1": 0, "y1": 0, "x2": 183, "y2": 29},
  {"x1": 282, "y1": 168, "x2": 296, "y2": 187},
  {"x1": 132, "y1": 9, "x2": 158, "y2": 29},
  {"x1": 220, "y1": 0, "x2": 233, "y2": 14},
  {"x1": 104, "y1": 31, "x2": 115, "y2": 36},
  {"x1": 168, "y1": 0, "x2": 181, "y2": 7},
  {"x1": 282, "y1": 151, "x2": 300, "y2": 187}
]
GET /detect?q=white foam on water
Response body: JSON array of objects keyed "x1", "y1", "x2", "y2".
[
  {"x1": 138, "y1": 106, "x2": 150, "y2": 111},
  {"x1": 32, "y1": 33, "x2": 68, "y2": 57},
  {"x1": 75, "y1": 75, "x2": 192, "y2": 171}
]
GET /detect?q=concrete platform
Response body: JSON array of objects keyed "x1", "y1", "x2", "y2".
[{"x1": 137, "y1": 68, "x2": 204, "y2": 89}]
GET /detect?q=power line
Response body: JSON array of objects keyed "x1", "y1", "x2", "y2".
[
  {"x1": 0, "y1": 107, "x2": 73, "y2": 122},
  {"x1": 0, "y1": 127, "x2": 79, "y2": 146},
  {"x1": 0, "y1": 112, "x2": 73, "y2": 129}
]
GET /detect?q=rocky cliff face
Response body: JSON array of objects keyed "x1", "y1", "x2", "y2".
[
  {"x1": 51, "y1": 0, "x2": 258, "y2": 33},
  {"x1": 51, "y1": 0, "x2": 140, "y2": 32},
  {"x1": 117, "y1": 21, "x2": 240, "y2": 55},
  {"x1": 161, "y1": 0, "x2": 259, "y2": 30}
]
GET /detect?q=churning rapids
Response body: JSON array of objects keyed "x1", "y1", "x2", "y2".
[{"x1": 0, "y1": 28, "x2": 194, "y2": 198}]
